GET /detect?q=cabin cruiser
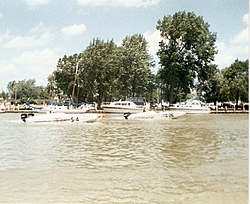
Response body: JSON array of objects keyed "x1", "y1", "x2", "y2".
[
  {"x1": 168, "y1": 99, "x2": 210, "y2": 114},
  {"x1": 101, "y1": 98, "x2": 149, "y2": 113}
]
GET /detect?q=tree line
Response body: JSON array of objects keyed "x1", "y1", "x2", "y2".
[{"x1": 1, "y1": 11, "x2": 249, "y2": 107}]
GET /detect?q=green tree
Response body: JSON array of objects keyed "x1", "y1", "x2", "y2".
[
  {"x1": 118, "y1": 34, "x2": 154, "y2": 99},
  {"x1": 0, "y1": 90, "x2": 8, "y2": 101},
  {"x1": 7, "y1": 79, "x2": 46, "y2": 104},
  {"x1": 54, "y1": 54, "x2": 80, "y2": 101},
  {"x1": 79, "y1": 38, "x2": 120, "y2": 108},
  {"x1": 7, "y1": 80, "x2": 18, "y2": 102},
  {"x1": 219, "y1": 59, "x2": 249, "y2": 104},
  {"x1": 196, "y1": 64, "x2": 221, "y2": 103},
  {"x1": 53, "y1": 36, "x2": 155, "y2": 108},
  {"x1": 156, "y1": 11, "x2": 217, "y2": 103}
]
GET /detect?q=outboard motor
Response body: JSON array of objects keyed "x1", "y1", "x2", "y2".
[
  {"x1": 124, "y1": 112, "x2": 131, "y2": 120},
  {"x1": 21, "y1": 113, "x2": 28, "y2": 122}
]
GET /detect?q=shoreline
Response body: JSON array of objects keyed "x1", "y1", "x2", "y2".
[{"x1": 0, "y1": 109, "x2": 248, "y2": 114}]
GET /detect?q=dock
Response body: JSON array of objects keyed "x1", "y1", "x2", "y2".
[{"x1": 210, "y1": 109, "x2": 248, "y2": 114}]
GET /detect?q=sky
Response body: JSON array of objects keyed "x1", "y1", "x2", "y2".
[{"x1": 0, "y1": 0, "x2": 249, "y2": 92}]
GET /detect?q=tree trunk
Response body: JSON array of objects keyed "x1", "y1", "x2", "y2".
[{"x1": 169, "y1": 84, "x2": 175, "y2": 104}]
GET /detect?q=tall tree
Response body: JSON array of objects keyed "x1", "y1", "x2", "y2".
[
  {"x1": 54, "y1": 54, "x2": 80, "y2": 101},
  {"x1": 119, "y1": 34, "x2": 154, "y2": 98},
  {"x1": 156, "y1": 11, "x2": 217, "y2": 103},
  {"x1": 219, "y1": 59, "x2": 249, "y2": 104},
  {"x1": 79, "y1": 38, "x2": 120, "y2": 108}
]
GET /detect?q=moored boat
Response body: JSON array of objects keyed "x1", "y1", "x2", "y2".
[
  {"x1": 168, "y1": 99, "x2": 210, "y2": 114},
  {"x1": 101, "y1": 97, "x2": 149, "y2": 113},
  {"x1": 0, "y1": 104, "x2": 6, "y2": 113},
  {"x1": 26, "y1": 101, "x2": 94, "y2": 114}
]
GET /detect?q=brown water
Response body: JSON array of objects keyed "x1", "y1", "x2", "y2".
[{"x1": 0, "y1": 113, "x2": 248, "y2": 203}]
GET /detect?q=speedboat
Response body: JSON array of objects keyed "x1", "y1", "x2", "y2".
[
  {"x1": 123, "y1": 111, "x2": 186, "y2": 120},
  {"x1": 168, "y1": 99, "x2": 210, "y2": 114},
  {"x1": 20, "y1": 112, "x2": 105, "y2": 123},
  {"x1": 101, "y1": 100, "x2": 149, "y2": 113}
]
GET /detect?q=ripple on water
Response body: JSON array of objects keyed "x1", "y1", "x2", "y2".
[{"x1": 0, "y1": 113, "x2": 248, "y2": 203}]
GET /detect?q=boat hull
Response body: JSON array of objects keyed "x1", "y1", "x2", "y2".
[
  {"x1": 168, "y1": 107, "x2": 210, "y2": 114},
  {"x1": 102, "y1": 107, "x2": 144, "y2": 113},
  {"x1": 124, "y1": 111, "x2": 186, "y2": 120},
  {"x1": 21, "y1": 113, "x2": 105, "y2": 123}
]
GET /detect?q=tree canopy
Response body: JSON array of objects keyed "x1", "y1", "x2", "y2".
[
  {"x1": 53, "y1": 35, "x2": 154, "y2": 108},
  {"x1": 6, "y1": 79, "x2": 47, "y2": 104},
  {"x1": 156, "y1": 11, "x2": 218, "y2": 103},
  {"x1": 219, "y1": 59, "x2": 249, "y2": 104}
]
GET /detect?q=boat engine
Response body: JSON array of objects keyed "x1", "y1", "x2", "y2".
[
  {"x1": 21, "y1": 113, "x2": 35, "y2": 122},
  {"x1": 21, "y1": 113, "x2": 28, "y2": 122},
  {"x1": 124, "y1": 112, "x2": 131, "y2": 119}
]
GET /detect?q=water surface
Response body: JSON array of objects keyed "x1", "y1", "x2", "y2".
[{"x1": 0, "y1": 113, "x2": 248, "y2": 203}]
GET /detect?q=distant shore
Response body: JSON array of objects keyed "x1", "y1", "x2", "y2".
[{"x1": 0, "y1": 109, "x2": 248, "y2": 114}]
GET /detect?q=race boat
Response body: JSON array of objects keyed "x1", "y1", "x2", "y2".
[
  {"x1": 123, "y1": 111, "x2": 186, "y2": 120},
  {"x1": 20, "y1": 112, "x2": 105, "y2": 123}
]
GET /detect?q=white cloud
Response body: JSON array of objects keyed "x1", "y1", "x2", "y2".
[
  {"x1": 4, "y1": 31, "x2": 55, "y2": 49},
  {"x1": 144, "y1": 30, "x2": 160, "y2": 56},
  {"x1": 22, "y1": 0, "x2": 49, "y2": 7},
  {"x1": 214, "y1": 42, "x2": 237, "y2": 69},
  {"x1": 30, "y1": 22, "x2": 48, "y2": 33},
  {"x1": 13, "y1": 49, "x2": 56, "y2": 65},
  {"x1": 230, "y1": 27, "x2": 248, "y2": 45},
  {"x1": 77, "y1": 0, "x2": 160, "y2": 7},
  {"x1": 0, "y1": 62, "x2": 16, "y2": 75},
  {"x1": 0, "y1": 31, "x2": 11, "y2": 44},
  {"x1": 10, "y1": 49, "x2": 58, "y2": 86},
  {"x1": 243, "y1": 13, "x2": 249, "y2": 25},
  {"x1": 61, "y1": 24, "x2": 86, "y2": 36},
  {"x1": 215, "y1": 40, "x2": 248, "y2": 68},
  {"x1": 5, "y1": 35, "x2": 36, "y2": 49},
  {"x1": 231, "y1": 13, "x2": 249, "y2": 45},
  {"x1": 0, "y1": 61, "x2": 20, "y2": 90},
  {"x1": 215, "y1": 13, "x2": 249, "y2": 69}
]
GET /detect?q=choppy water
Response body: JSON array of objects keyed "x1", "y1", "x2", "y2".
[{"x1": 0, "y1": 113, "x2": 248, "y2": 203}]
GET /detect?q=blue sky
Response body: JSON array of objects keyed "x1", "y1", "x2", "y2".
[{"x1": 0, "y1": 0, "x2": 248, "y2": 92}]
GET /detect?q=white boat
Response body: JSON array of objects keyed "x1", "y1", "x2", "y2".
[
  {"x1": 101, "y1": 99, "x2": 149, "y2": 113},
  {"x1": 20, "y1": 112, "x2": 105, "y2": 123},
  {"x1": 41, "y1": 104, "x2": 90, "y2": 114},
  {"x1": 168, "y1": 99, "x2": 210, "y2": 114},
  {"x1": 26, "y1": 101, "x2": 92, "y2": 114},
  {"x1": 0, "y1": 104, "x2": 6, "y2": 112},
  {"x1": 124, "y1": 111, "x2": 186, "y2": 120}
]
